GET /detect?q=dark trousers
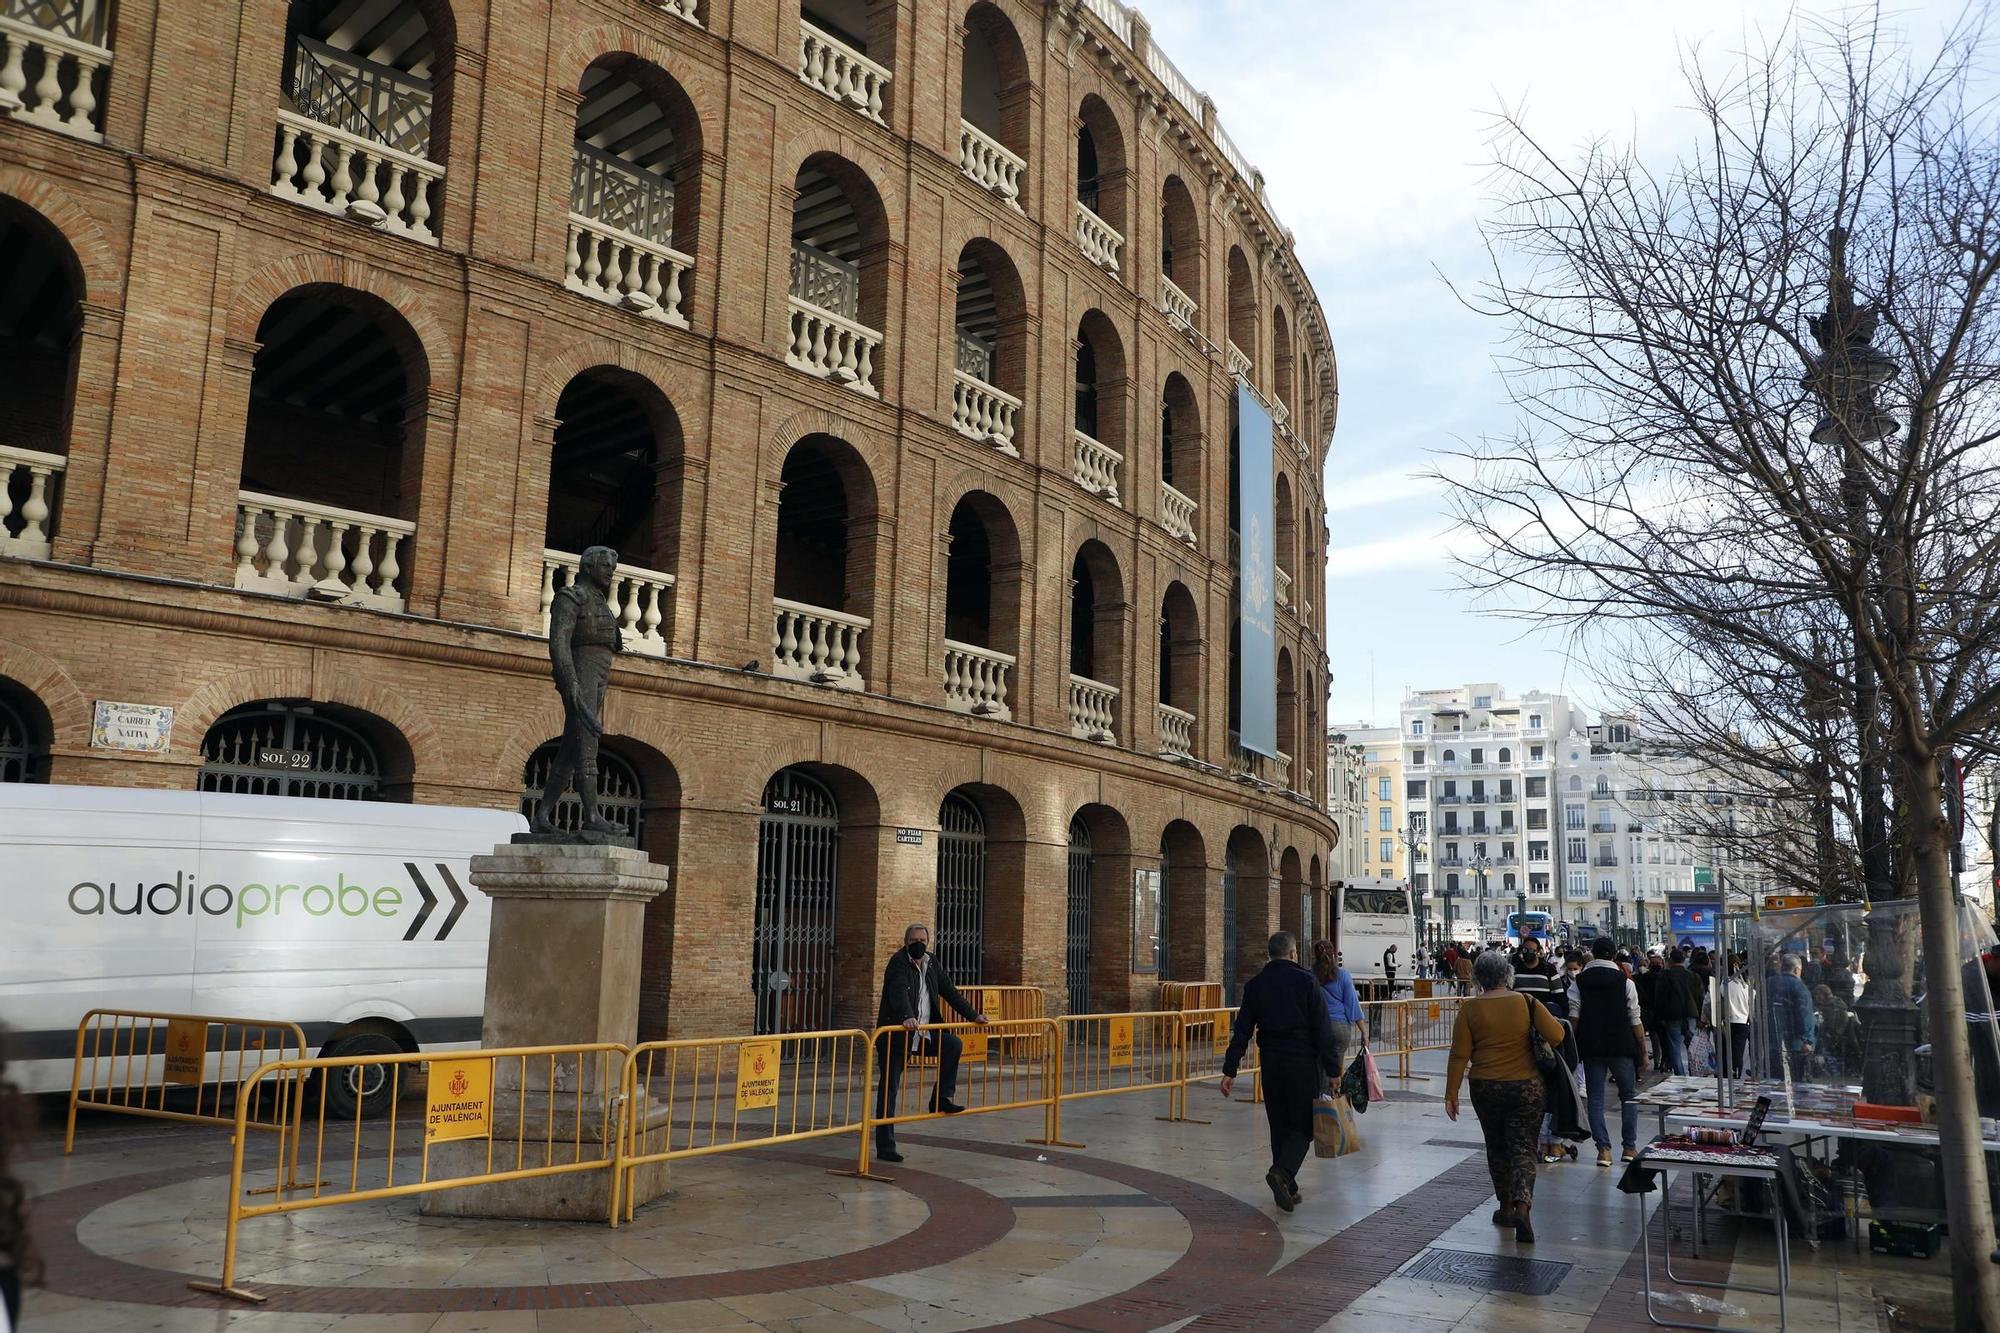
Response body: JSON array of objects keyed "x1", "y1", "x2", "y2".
[
  {"x1": 1470, "y1": 1077, "x2": 1545, "y2": 1207},
  {"x1": 874, "y1": 1028, "x2": 961, "y2": 1146},
  {"x1": 1260, "y1": 1055, "x2": 1320, "y2": 1182},
  {"x1": 1728, "y1": 1023, "x2": 1751, "y2": 1078}
]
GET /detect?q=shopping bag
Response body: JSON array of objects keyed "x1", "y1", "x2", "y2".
[
  {"x1": 1313, "y1": 1094, "x2": 1362, "y2": 1158},
  {"x1": 1360, "y1": 1046, "x2": 1385, "y2": 1104},
  {"x1": 1340, "y1": 1054, "x2": 1371, "y2": 1112},
  {"x1": 1690, "y1": 1027, "x2": 1716, "y2": 1073}
]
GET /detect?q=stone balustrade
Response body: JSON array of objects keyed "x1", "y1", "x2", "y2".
[
  {"x1": 1159, "y1": 274, "x2": 1197, "y2": 330},
  {"x1": 786, "y1": 295, "x2": 881, "y2": 396},
  {"x1": 1227, "y1": 732, "x2": 1269, "y2": 783},
  {"x1": 772, "y1": 597, "x2": 868, "y2": 689},
  {"x1": 943, "y1": 639, "x2": 1013, "y2": 719},
  {"x1": 1160, "y1": 480, "x2": 1197, "y2": 545},
  {"x1": 1157, "y1": 703, "x2": 1194, "y2": 760},
  {"x1": 1275, "y1": 750, "x2": 1293, "y2": 792},
  {"x1": 1074, "y1": 200, "x2": 1122, "y2": 275},
  {"x1": 1226, "y1": 340, "x2": 1251, "y2": 380},
  {"x1": 951, "y1": 370, "x2": 1021, "y2": 454},
  {"x1": 957, "y1": 119, "x2": 1024, "y2": 209},
  {"x1": 540, "y1": 550, "x2": 675, "y2": 658},
  {"x1": 565, "y1": 213, "x2": 692, "y2": 327},
  {"x1": 1071, "y1": 428, "x2": 1122, "y2": 504},
  {"x1": 798, "y1": 19, "x2": 888, "y2": 125},
  {"x1": 1276, "y1": 565, "x2": 1292, "y2": 608},
  {"x1": 1067, "y1": 674, "x2": 1118, "y2": 742},
  {"x1": 271, "y1": 109, "x2": 442, "y2": 244},
  {"x1": 0, "y1": 10, "x2": 108, "y2": 141},
  {"x1": 658, "y1": 0, "x2": 701, "y2": 23},
  {"x1": 233, "y1": 490, "x2": 413, "y2": 613},
  {"x1": 0, "y1": 443, "x2": 64, "y2": 559}
]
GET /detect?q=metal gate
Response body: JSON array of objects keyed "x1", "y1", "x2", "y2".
[
  {"x1": 1301, "y1": 889, "x2": 1313, "y2": 941},
  {"x1": 754, "y1": 769, "x2": 839, "y2": 1035},
  {"x1": 198, "y1": 702, "x2": 382, "y2": 799},
  {"x1": 935, "y1": 792, "x2": 985, "y2": 986},
  {"x1": 1066, "y1": 817, "x2": 1092, "y2": 1013},
  {"x1": 0, "y1": 689, "x2": 45, "y2": 783},
  {"x1": 520, "y1": 743, "x2": 644, "y2": 847},
  {"x1": 1222, "y1": 851, "x2": 1239, "y2": 1003}
]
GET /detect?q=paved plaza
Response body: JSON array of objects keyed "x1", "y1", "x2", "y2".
[{"x1": 14, "y1": 1068, "x2": 1952, "y2": 1333}]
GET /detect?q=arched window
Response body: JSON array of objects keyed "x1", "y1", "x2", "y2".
[
  {"x1": 1068, "y1": 541, "x2": 1124, "y2": 741},
  {"x1": 0, "y1": 196, "x2": 83, "y2": 561},
  {"x1": 755, "y1": 767, "x2": 841, "y2": 1034},
  {"x1": 1159, "y1": 175, "x2": 1201, "y2": 319},
  {"x1": 799, "y1": 0, "x2": 893, "y2": 123},
  {"x1": 1157, "y1": 581, "x2": 1200, "y2": 759},
  {"x1": 1073, "y1": 310, "x2": 1126, "y2": 502},
  {"x1": 941, "y1": 492, "x2": 1022, "y2": 719},
  {"x1": 199, "y1": 701, "x2": 404, "y2": 801},
  {"x1": 1498, "y1": 747, "x2": 1511, "y2": 763},
  {"x1": 951, "y1": 240, "x2": 1026, "y2": 452},
  {"x1": 1226, "y1": 246, "x2": 1255, "y2": 378},
  {"x1": 1159, "y1": 372, "x2": 1201, "y2": 540},
  {"x1": 0, "y1": 679, "x2": 50, "y2": 783},
  {"x1": 957, "y1": 3, "x2": 1030, "y2": 206},
  {"x1": 935, "y1": 789, "x2": 986, "y2": 984},
  {"x1": 771, "y1": 434, "x2": 879, "y2": 689},
  {"x1": 567, "y1": 55, "x2": 703, "y2": 323},
  {"x1": 787, "y1": 154, "x2": 889, "y2": 395},
  {"x1": 521, "y1": 742, "x2": 644, "y2": 847},
  {"x1": 1074, "y1": 96, "x2": 1126, "y2": 274}
]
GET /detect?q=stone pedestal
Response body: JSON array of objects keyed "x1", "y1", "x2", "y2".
[{"x1": 420, "y1": 842, "x2": 672, "y2": 1221}]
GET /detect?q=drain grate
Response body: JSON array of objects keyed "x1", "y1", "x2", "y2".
[{"x1": 1402, "y1": 1248, "x2": 1571, "y2": 1295}]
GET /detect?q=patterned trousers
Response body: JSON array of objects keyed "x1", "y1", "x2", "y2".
[{"x1": 1469, "y1": 1077, "x2": 1545, "y2": 1207}]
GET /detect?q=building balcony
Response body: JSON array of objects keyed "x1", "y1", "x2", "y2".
[
  {"x1": 1275, "y1": 750, "x2": 1293, "y2": 792},
  {"x1": 274, "y1": 39, "x2": 440, "y2": 243},
  {"x1": 232, "y1": 490, "x2": 412, "y2": 614},
  {"x1": 0, "y1": 0, "x2": 109, "y2": 141},
  {"x1": 1160, "y1": 480, "x2": 1197, "y2": 545},
  {"x1": 1591, "y1": 821, "x2": 1618, "y2": 833},
  {"x1": 1593, "y1": 855, "x2": 1620, "y2": 867},
  {"x1": 1157, "y1": 702, "x2": 1194, "y2": 760},
  {"x1": 1159, "y1": 273, "x2": 1197, "y2": 330},
  {"x1": 798, "y1": 18, "x2": 887, "y2": 125},
  {"x1": 1071, "y1": 428, "x2": 1122, "y2": 504},
  {"x1": 1067, "y1": 674, "x2": 1117, "y2": 742},
  {"x1": 0, "y1": 443, "x2": 64, "y2": 560},
  {"x1": 1275, "y1": 566, "x2": 1292, "y2": 610},
  {"x1": 957, "y1": 119, "x2": 1023, "y2": 209},
  {"x1": 785, "y1": 297, "x2": 880, "y2": 396},
  {"x1": 950, "y1": 371, "x2": 1021, "y2": 454},
  {"x1": 772, "y1": 598, "x2": 867, "y2": 690},
  {"x1": 540, "y1": 550, "x2": 673, "y2": 659},
  {"x1": 1074, "y1": 199, "x2": 1122, "y2": 276},
  {"x1": 942, "y1": 639, "x2": 1013, "y2": 720},
  {"x1": 564, "y1": 213, "x2": 692, "y2": 327}
]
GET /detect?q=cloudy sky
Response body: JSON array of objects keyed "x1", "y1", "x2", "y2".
[{"x1": 1133, "y1": 0, "x2": 1960, "y2": 727}]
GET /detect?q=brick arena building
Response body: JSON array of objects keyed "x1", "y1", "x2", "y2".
[{"x1": 0, "y1": 0, "x2": 1338, "y2": 1039}]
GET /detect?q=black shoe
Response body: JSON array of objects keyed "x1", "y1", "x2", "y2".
[
  {"x1": 875, "y1": 1144, "x2": 904, "y2": 1163},
  {"x1": 930, "y1": 1097, "x2": 966, "y2": 1115},
  {"x1": 1266, "y1": 1168, "x2": 1296, "y2": 1212},
  {"x1": 1513, "y1": 1208, "x2": 1535, "y2": 1244}
]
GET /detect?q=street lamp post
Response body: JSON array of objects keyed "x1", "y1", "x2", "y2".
[
  {"x1": 1470, "y1": 855, "x2": 1493, "y2": 941},
  {"x1": 1396, "y1": 822, "x2": 1425, "y2": 941}
]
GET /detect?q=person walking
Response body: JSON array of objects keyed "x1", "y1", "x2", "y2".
[
  {"x1": 1721, "y1": 957, "x2": 1753, "y2": 1078},
  {"x1": 1446, "y1": 950, "x2": 1568, "y2": 1243},
  {"x1": 1221, "y1": 932, "x2": 1343, "y2": 1213},
  {"x1": 1655, "y1": 948, "x2": 1705, "y2": 1075},
  {"x1": 871, "y1": 923, "x2": 988, "y2": 1163},
  {"x1": 1635, "y1": 950, "x2": 1665, "y2": 1067},
  {"x1": 1766, "y1": 954, "x2": 1816, "y2": 1078},
  {"x1": 1311, "y1": 939, "x2": 1365, "y2": 1078},
  {"x1": 1575, "y1": 935, "x2": 1649, "y2": 1166}
]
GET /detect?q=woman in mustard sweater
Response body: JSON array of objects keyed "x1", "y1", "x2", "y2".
[{"x1": 1446, "y1": 950, "x2": 1569, "y2": 1243}]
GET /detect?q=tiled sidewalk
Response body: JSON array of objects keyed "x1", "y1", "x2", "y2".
[{"x1": 17, "y1": 1081, "x2": 1950, "y2": 1331}]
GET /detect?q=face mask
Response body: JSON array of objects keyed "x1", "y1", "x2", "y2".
[{"x1": 907, "y1": 940, "x2": 927, "y2": 959}]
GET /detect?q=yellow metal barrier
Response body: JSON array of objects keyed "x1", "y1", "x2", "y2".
[
  {"x1": 189, "y1": 1042, "x2": 628, "y2": 1303},
  {"x1": 1158, "y1": 980, "x2": 1221, "y2": 1013},
  {"x1": 1166, "y1": 1006, "x2": 1261, "y2": 1119},
  {"x1": 616, "y1": 1029, "x2": 871, "y2": 1222},
  {"x1": 855, "y1": 1017, "x2": 1060, "y2": 1176},
  {"x1": 1358, "y1": 996, "x2": 1462, "y2": 1079},
  {"x1": 65, "y1": 1008, "x2": 311, "y2": 1159}
]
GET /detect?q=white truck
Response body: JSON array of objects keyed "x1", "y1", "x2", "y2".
[{"x1": 0, "y1": 784, "x2": 522, "y2": 1115}]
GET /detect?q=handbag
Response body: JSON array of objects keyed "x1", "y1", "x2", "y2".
[
  {"x1": 1523, "y1": 994, "x2": 1562, "y2": 1075},
  {"x1": 1689, "y1": 1026, "x2": 1716, "y2": 1073},
  {"x1": 1313, "y1": 1093, "x2": 1362, "y2": 1158},
  {"x1": 1340, "y1": 1053, "x2": 1370, "y2": 1112},
  {"x1": 1360, "y1": 1043, "x2": 1385, "y2": 1104}
]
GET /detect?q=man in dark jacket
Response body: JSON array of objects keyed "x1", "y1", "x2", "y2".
[
  {"x1": 1220, "y1": 932, "x2": 1342, "y2": 1213},
  {"x1": 1654, "y1": 948, "x2": 1705, "y2": 1074},
  {"x1": 872, "y1": 923, "x2": 988, "y2": 1163},
  {"x1": 1576, "y1": 935, "x2": 1649, "y2": 1165}
]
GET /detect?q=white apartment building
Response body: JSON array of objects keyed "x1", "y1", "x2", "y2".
[{"x1": 1326, "y1": 732, "x2": 1369, "y2": 884}]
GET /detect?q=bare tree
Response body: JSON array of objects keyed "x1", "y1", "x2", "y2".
[{"x1": 1446, "y1": 9, "x2": 2000, "y2": 1323}]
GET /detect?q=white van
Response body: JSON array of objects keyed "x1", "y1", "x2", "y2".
[{"x1": 0, "y1": 784, "x2": 523, "y2": 1115}]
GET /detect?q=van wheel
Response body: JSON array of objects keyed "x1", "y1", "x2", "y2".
[{"x1": 321, "y1": 1032, "x2": 404, "y2": 1119}]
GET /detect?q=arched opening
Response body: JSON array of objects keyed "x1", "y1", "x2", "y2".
[
  {"x1": 1278, "y1": 652, "x2": 1296, "y2": 782},
  {"x1": 520, "y1": 742, "x2": 644, "y2": 846},
  {"x1": 277, "y1": 0, "x2": 453, "y2": 241},
  {"x1": 1274, "y1": 472, "x2": 1295, "y2": 610},
  {"x1": 798, "y1": 0, "x2": 894, "y2": 124},
  {"x1": 754, "y1": 766, "x2": 841, "y2": 1034},
  {"x1": 957, "y1": 3, "x2": 1030, "y2": 207},
  {"x1": 1225, "y1": 826, "x2": 1272, "y2": 1002},
  {"x1": 1226, "y1": 246, "x2": 1255, "y2": 379},
  {"x1": 1073, "y1": 96, "x2": 1126, "y2": 273},
  {"x1": 788, "y1": 154, "x2": 890, "y2": 395},
  {"x1": 950, "y1": 239, "x2": 1026, "y2": 452},
  {"x1": 1309, "y1": 853, "x2": 1325, "y2": 944},
  {"x1": 1158, "y1": 175, "x2": 1201, "y2": 320},
  {"x1": 543, "y1": 367, "x2": 684, "y2": 656},
  {"x1": 1066, "y1": 815, "x2": 1093, "y2": 1012},
  {"x1": 1072, "y1": 310, "x2": 1125, "y2": 503},
  {"x1": 1271, "y1": 305, "x2": 1295, "y2": 421},
  {"x1": 771, "y1": 433, "x2": 878, "y2": 689},
  {"x1": 198, "y1": 699, "x2": 413, "y2": 801},
  {"x1": 941, "y1": 491, "x2": 1022, "y2": 719},
  {"x1": 1279, "y1": 846, "x2": 1305, "y2": 938},
  {"x1": 1158, "y1": 371, "x2": 1201, "y2": 543},
  {"x1": 1067, "y1": 539, "x2": 1124, "y2": 742},
  {"x1": 935, "y1": 789, "x2": 986, "y2": 984},
  {"x1": 0, "y1": 197, "x2": 83, "y2": 560},
  {"x1": 234, "y1": 285, "x2": 429, "y2": 613},
  {"x1": 1157, "y1": 580, "x2": 1200, "y2": 759},
  {"x1": 0, "y1": 677, "x2": 51, "y2": 784},
  {"x1": 1160, "y1": 818, "x2": 1208, "y2": 982},
  {"x1": 566, "y1": 54, "x2": 703, "y2": 324}
]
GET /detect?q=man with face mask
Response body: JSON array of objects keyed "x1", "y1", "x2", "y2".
[{"x1": 872, "y1": 924, "x2": 989, "y2": 1163}]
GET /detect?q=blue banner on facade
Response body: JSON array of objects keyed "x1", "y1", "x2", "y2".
[{"x1": 1235, "y1": 386, "x2": 1277, "y2": 758}]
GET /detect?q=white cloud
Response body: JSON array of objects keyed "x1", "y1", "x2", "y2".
[
  {"x1": 1320, "y1": 464, "x2": 1438, "y2": 514},
  {"x1": 1326, "y1": 525, "x2": 1480, "y2": 580}
]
